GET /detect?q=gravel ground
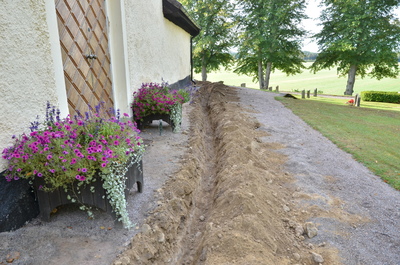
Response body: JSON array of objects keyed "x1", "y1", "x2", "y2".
[{"x1": 238, "y1": 87, "x2": 400, "y2": 265}]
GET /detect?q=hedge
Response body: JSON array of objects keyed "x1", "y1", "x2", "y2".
[{"x1": 361, "y1": 91, "x2": 400, "y2": 104}]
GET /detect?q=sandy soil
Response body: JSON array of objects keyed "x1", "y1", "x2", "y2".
[{"x1": 1, "y1": 81, "x2": 399, "y2": 265}]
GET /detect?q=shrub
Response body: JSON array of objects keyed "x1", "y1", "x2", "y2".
[{"x1": 361, "y1": 91, "x2": 400, "y2": 104}]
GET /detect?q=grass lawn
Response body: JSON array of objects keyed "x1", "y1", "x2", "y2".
[
  {"x1": 276, "y1": 95, "x2": 400, "y2": 190},
  {"x1": 195, "y1": 62, "x2": 400, "y2": 95}
]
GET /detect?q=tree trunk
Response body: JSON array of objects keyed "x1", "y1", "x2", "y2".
[
  {"x1": 258, "y1": 59, "x2": 264, "y2": 90},
  {"x1": 344, "y1": 65, "x2": 357, "y2": 95},
  {"x1": 201, "y1": 55, "x2": 207, "y2": 81},
  {"x1": 264, "y1": 62, "x2": 272, "y2": 90}
]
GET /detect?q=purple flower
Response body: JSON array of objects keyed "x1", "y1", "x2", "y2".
[
  {"x1": 101, "y1": 163, "x2": 107, "y2": 167},
  {"x1": 37, "y1": 173, "x2": 43, "y2": 177},
  {"x1": 47, "y1": 155, "x2": 52, "y2": 160},
  {"x1": 75, "y1": 175, "x2": 85, "y2": 181}
]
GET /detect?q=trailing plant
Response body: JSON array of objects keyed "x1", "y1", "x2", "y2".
[{"x1": 2, "y1": 102, "x2": 145, "y2": 228}]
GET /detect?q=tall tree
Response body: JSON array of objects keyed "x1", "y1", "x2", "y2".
[
  {"x1": 181, "y1": 0, "x2": 236, "y2": 81},
  {"x1": 311, "y1": 0, "x2": 400, "y2": 95},
  {"x1": 235, "y1": 0, "x2": 307, "y2": 90}
]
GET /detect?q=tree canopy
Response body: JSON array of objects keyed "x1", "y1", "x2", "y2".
[
  {"x1": 311, "y1": 0, "x2": 400, "y2": 95},
  {"x1": 180, "y1": 0, "x2": 236, "y2": 81},
  {"x1": 234, "y1": 0, "x2": 308, "y2": 89}
]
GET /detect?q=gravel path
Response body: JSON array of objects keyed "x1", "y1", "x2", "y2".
[{"x1": 238, "y1": 87, "x2": 400, "y2": 265}]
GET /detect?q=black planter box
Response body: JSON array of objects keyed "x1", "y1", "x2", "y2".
[
  {"x1": 33, "y1": 160, "x2": 143, "y2": 222},
  {"x1": 135, "y1": 113, "x2": 178, "y2": 131}
]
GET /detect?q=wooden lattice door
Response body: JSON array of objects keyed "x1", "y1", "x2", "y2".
[{"x1": 55, "y1": 0, "x2": 114, "y2": 118}]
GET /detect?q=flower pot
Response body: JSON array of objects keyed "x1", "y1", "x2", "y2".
[
  {"x1": 135, "y1": 113, "x2": 177, "y2": 131},
  {"x1": 136, "y1": 113, "x2": 182, "y2": 132},
  {"x1": 33, "y1": 160, "x2": 143, "y2": 222}
]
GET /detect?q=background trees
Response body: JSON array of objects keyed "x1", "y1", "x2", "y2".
[
  {"x1": 311, "y1": 0, "x2": 400, "y2": 95},
  {"x1": 234, "y1": 0, "x2": 308, "y2": 90},
  {"x1": 180, "y1": 0, "x2": 236, "y2": 81}
]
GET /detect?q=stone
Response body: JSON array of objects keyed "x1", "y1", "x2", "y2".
[
  {"x1": 283, "y1": 205, "x2": 291, "y2": 212},
  {"x1": 311, "y1": 252, "x2": 324, "y2": 263},
  {"x1": 292, "y1": 252, "x2": 301, "y2": 261},
  {"x1": 141, "y1": 224, "x2": 152, "y2": 235},
  {"x1": 304, "y1": 222, "x2": 318, "y2": 238},
  {"x1": 295, "y1": 225, "x2": 304, "y2": 237},
  {"x1": 158, "y1": 232, "x2": 165, "y2": 243},
  {"x1": 199, "y1": 215, "x2": 205, "y2": 221}
]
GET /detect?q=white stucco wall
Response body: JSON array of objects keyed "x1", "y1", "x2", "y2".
[
  {"x1": 124, "y1": 0, "x2": 192, "y2": 95},
  {"x1": 0, "y1": 1, "x2": 66, "y2": 171},
  {"x1": 0, "y1": 0, "x2": 193, "y2": 171}
]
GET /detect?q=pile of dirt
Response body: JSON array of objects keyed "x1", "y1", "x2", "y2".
[{"x1": 113, "y1": 82, "x2": 341, "y2": 264}]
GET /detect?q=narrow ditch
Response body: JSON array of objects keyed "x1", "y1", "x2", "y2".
[
  {"x1": 113, "y1": 82, "x2": 335, "y2": 265},
  {"x1": 173, "y1": 84, "x2": 220, "y2": 264}
]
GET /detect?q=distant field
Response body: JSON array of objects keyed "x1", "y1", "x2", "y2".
[{"x1": 194, "y1": 62, "x2": 400, "y2": 95}]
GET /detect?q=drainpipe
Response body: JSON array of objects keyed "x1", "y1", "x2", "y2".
[{"x1": 190, "y1": 36, "x2": 196, "y2": 84}]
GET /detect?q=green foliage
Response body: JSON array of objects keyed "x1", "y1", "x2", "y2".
[
  {"x1": 180, "y1": 0, "x2": 236, "y2": 80},
  {"x1": 234, "y1": 0, "x2": 307, "y2": 88},
  {"x1": 311, "y1": 0, "x2": 400, "y2": 93},
  {"x1": 362, "y1": 91, "x2": 400, "y2": 103},
  {"x1": 2, "y1": 102, "x2": 145, "y2": 228}
]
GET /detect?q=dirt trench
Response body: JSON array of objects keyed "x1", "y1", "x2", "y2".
[{"x1": 113, "y1": 82, "x2": 341, "y2": 264}]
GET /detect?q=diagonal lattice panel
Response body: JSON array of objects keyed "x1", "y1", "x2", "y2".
[{"x1": 55, "y1": 0, "x2": 113, "y2": 118}]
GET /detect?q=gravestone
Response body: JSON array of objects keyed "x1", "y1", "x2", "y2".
[
  {"x1": 355, "y1": 94, "x2": 361, "y2": 107},
  {"x1": 307, "y1": 90, "x2": 310, "y2": 98},
  {"x1": 268, "y1": 87, "x2": 272, "y2": 91},
  {"x1": 241, "y1": 83, "x2": 246, "y2": 87},
  {"x1": 301, "y1": 90, "x2": 305, "y2": 99},
  {"x1": 314, "y1": 88, "x2": 318, "y2": 97},
  {"x1": 276, "y1": 85, "x2": 279, "y2": 92},
  {"x1": 0, "y1": 171, "x2": 39, "y2": 232}
]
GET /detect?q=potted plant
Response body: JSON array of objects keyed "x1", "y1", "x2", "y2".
[
  {"x1": 131, "y1": 82, "x2": 188, "y2": 132},
  {"x1": 1, "y1": 102, "x2": 145, "y2": 229}
]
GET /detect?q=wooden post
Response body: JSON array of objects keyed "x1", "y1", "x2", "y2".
[
  {"x1": 301, "y1": 90, "x2": 305, "y2": 99},
  {"x1": 313, "y1": 88, "x2": 318, "y2": 97},
  {"x1": 307, "y1": 90, "x2": 310, "y2": 98}
]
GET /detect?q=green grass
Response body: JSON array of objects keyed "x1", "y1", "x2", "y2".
[
  {"x1": 276, "y1": 95, "x2": 400, "y2": 190},
  {"x1": 195, "y1": 62, "x2": 400, "y2": 95}
]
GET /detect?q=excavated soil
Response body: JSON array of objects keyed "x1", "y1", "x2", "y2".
[
  {"x1": 1, "y1": 81, "x2": 399, "y2": 265},
  {"x1": 113, "y1": 82, "x2": 344, "y2": 265}
]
